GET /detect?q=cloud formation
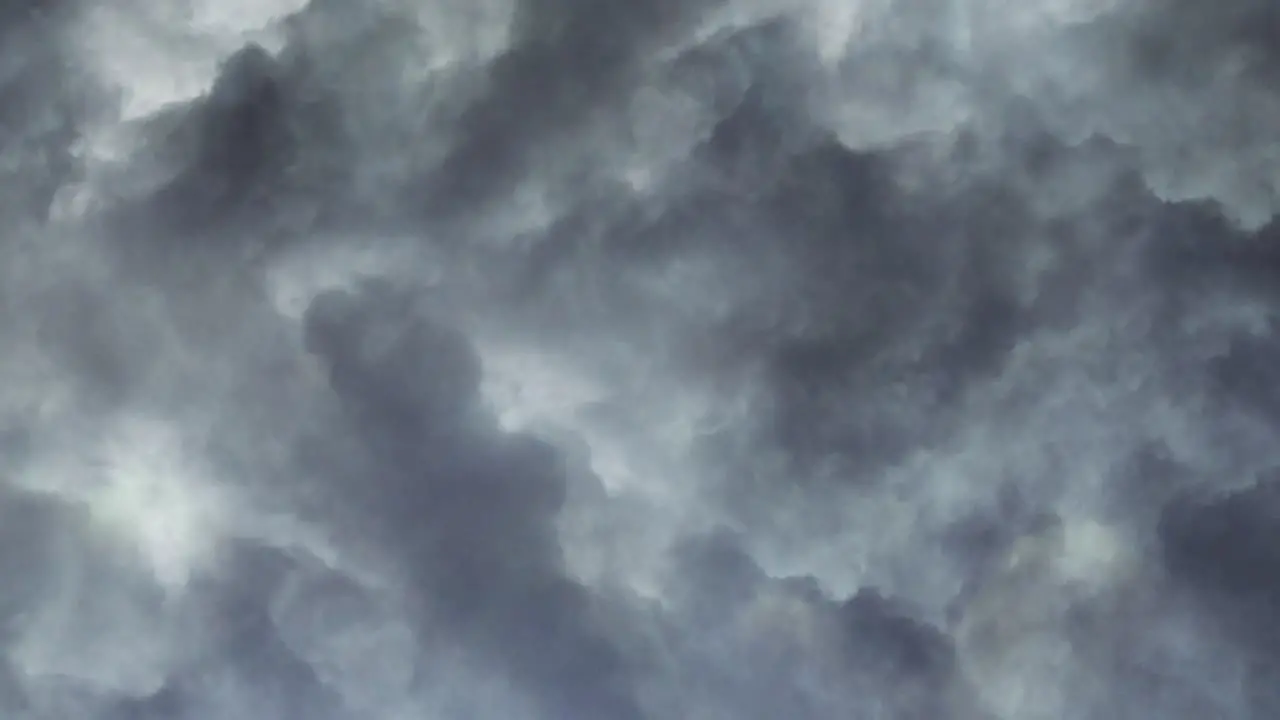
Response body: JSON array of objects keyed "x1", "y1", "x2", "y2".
[{"x1": 3, "y1": 0, "x2": 1280, "y2": 718}]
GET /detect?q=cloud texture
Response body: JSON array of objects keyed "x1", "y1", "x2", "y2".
[{"x1": 3, "y1": 0, "x2": 1280, "y2": 718}]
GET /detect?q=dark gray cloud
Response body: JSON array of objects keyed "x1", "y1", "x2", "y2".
[
  {"x1": 0, "y1": 2, "x2": 84, "y2": 225},
  {"x1": 299, "y1": 280, "x2": 643, "y2": 719},
  {"x1": 4, "y1": 0, "x2": 1280, "y2": 718}
]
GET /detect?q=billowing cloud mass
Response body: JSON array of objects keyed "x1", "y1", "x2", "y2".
[{"x1": 3, "y1": 0, "x2": 1280, "y2": 718}]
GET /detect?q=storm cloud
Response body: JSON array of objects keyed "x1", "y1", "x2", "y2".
[{"x1": 2, "y1": 0, "x2": 1280, "y2": 718}]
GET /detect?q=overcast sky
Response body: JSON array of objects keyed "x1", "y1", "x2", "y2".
[{"x1": 2, "y1": 1, "x2": 1280, "y2": 718}]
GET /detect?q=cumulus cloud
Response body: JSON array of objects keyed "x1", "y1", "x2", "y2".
[{"x1": 3, "y1": 0, "x2": 1280, "y2": 718}]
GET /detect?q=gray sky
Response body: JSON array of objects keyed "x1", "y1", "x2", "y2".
[{"x1": 2, "y1": 1, "x2": 1280, "y2": 718}]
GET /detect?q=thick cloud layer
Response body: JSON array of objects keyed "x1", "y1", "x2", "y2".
[{"x1": 4, "y1": 0, "x2": 1280, "y2": 718}]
